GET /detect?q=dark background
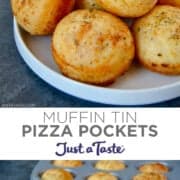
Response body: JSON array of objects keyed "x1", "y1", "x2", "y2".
[
  {"x1": 1, "y1": 1, "x2": 180, "y2": 107},
  {"x1": 0, "y1": 161, "x2": 37, "y2": 180}
]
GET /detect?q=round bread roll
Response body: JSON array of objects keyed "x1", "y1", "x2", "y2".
[
  {"x1": 75, "y1": 0, "x2": 102, "y2": 10},
  {"x1": 41, "y1": 169, "x2": 73, "y2": 180},
  {"x1": 159, "y1": 0, "x2": 180, "y2": 7},
  {"x1": 95, "y1": 160, "x2": 126, "y2": 171},
  {"x1": 52, "y1": 160, "x2": 83, "y2": 168},
  {"x1": 52, "y1": 9, "x2": 135, "y2": 85},
  {"x1": 11, "y1": 0, "x2": 75, "y2": 35},
  {"x1": 96, "y1": 0, "x2": 158, "y2": 17},
  {"x1": 133, "y1": 173, "x2": 167, "y2": 180},
  {"x1": 133, "y1": 5, "x2": 180, "y2": 75},
  {"x1": 87, "y1": 172, "x2": 118, "y2": 180},
  {"x1": 139, "y1": 163, "x2": 169, "y2": 174}
]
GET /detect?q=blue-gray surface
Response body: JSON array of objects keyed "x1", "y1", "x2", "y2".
[
  {"x1": 0, "y1": 161, "x2": 37, "y2": 180},
  {"x1": 0, "y1": 1, "x2": 180, "y2": 107}
]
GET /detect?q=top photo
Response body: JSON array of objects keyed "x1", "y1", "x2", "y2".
[{"x1": 0, "y1": 0, "x2": 180, "y2": 107}]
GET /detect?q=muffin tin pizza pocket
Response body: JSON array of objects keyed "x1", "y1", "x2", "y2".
[{"x1": 31, "y1": 160, "x2": 180, "y2": 180}]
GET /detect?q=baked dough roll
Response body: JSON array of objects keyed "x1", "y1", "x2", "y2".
[
  {"x1": 11, "y1": 0, "x2": 75, "y2": 35},
  {"x1": 52, "y1": 9, "x2": 135, "y2": 85},
  {"x1": 87, "y1": 172, "x2": 118, "y2": 180},
  {"x1": 96, "y1": 0, "x2": 158, "y2": 17},
  {"x1": 133, "y1": 5, "x2": 180, "y2": 75},
  {"x1": 133, "y1": 172, "x2": 167, "y2": 180},
  {"x1": 52, "y1": 160, "x2": 83, "y2": 168},
  {"x1": 95, "y1": 160, "x2": 126, "y2": 171},
  {"x1": 41, "y1": 169, "x2": 73, "y2": 180},
  {"x1": 139, "y1": 163, "x2": 169, "y2": 174},
  {"x1": 159, "y1": 0, "x2": 180, "y2": 7}
]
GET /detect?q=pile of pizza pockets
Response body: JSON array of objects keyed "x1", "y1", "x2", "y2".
[{"x1": 11, "y1": 0, "x2": 180, "y2": 85}]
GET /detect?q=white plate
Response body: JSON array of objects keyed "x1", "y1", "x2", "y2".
[{"x1": 13, "y1": 18, "x2": 180, "y2": 105}]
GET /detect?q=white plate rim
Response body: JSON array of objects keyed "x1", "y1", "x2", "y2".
[{"x1": 13, "y1": 18, "x2": 180, "y2": 105}]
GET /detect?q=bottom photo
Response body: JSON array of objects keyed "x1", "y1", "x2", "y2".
[{"x1": 1, "y1": 160, "x2": 179, "y2": 180}]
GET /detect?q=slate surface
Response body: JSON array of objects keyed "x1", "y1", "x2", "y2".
[{"x1": 0, "y1": 161, "x2": 37, "y2": 180}]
